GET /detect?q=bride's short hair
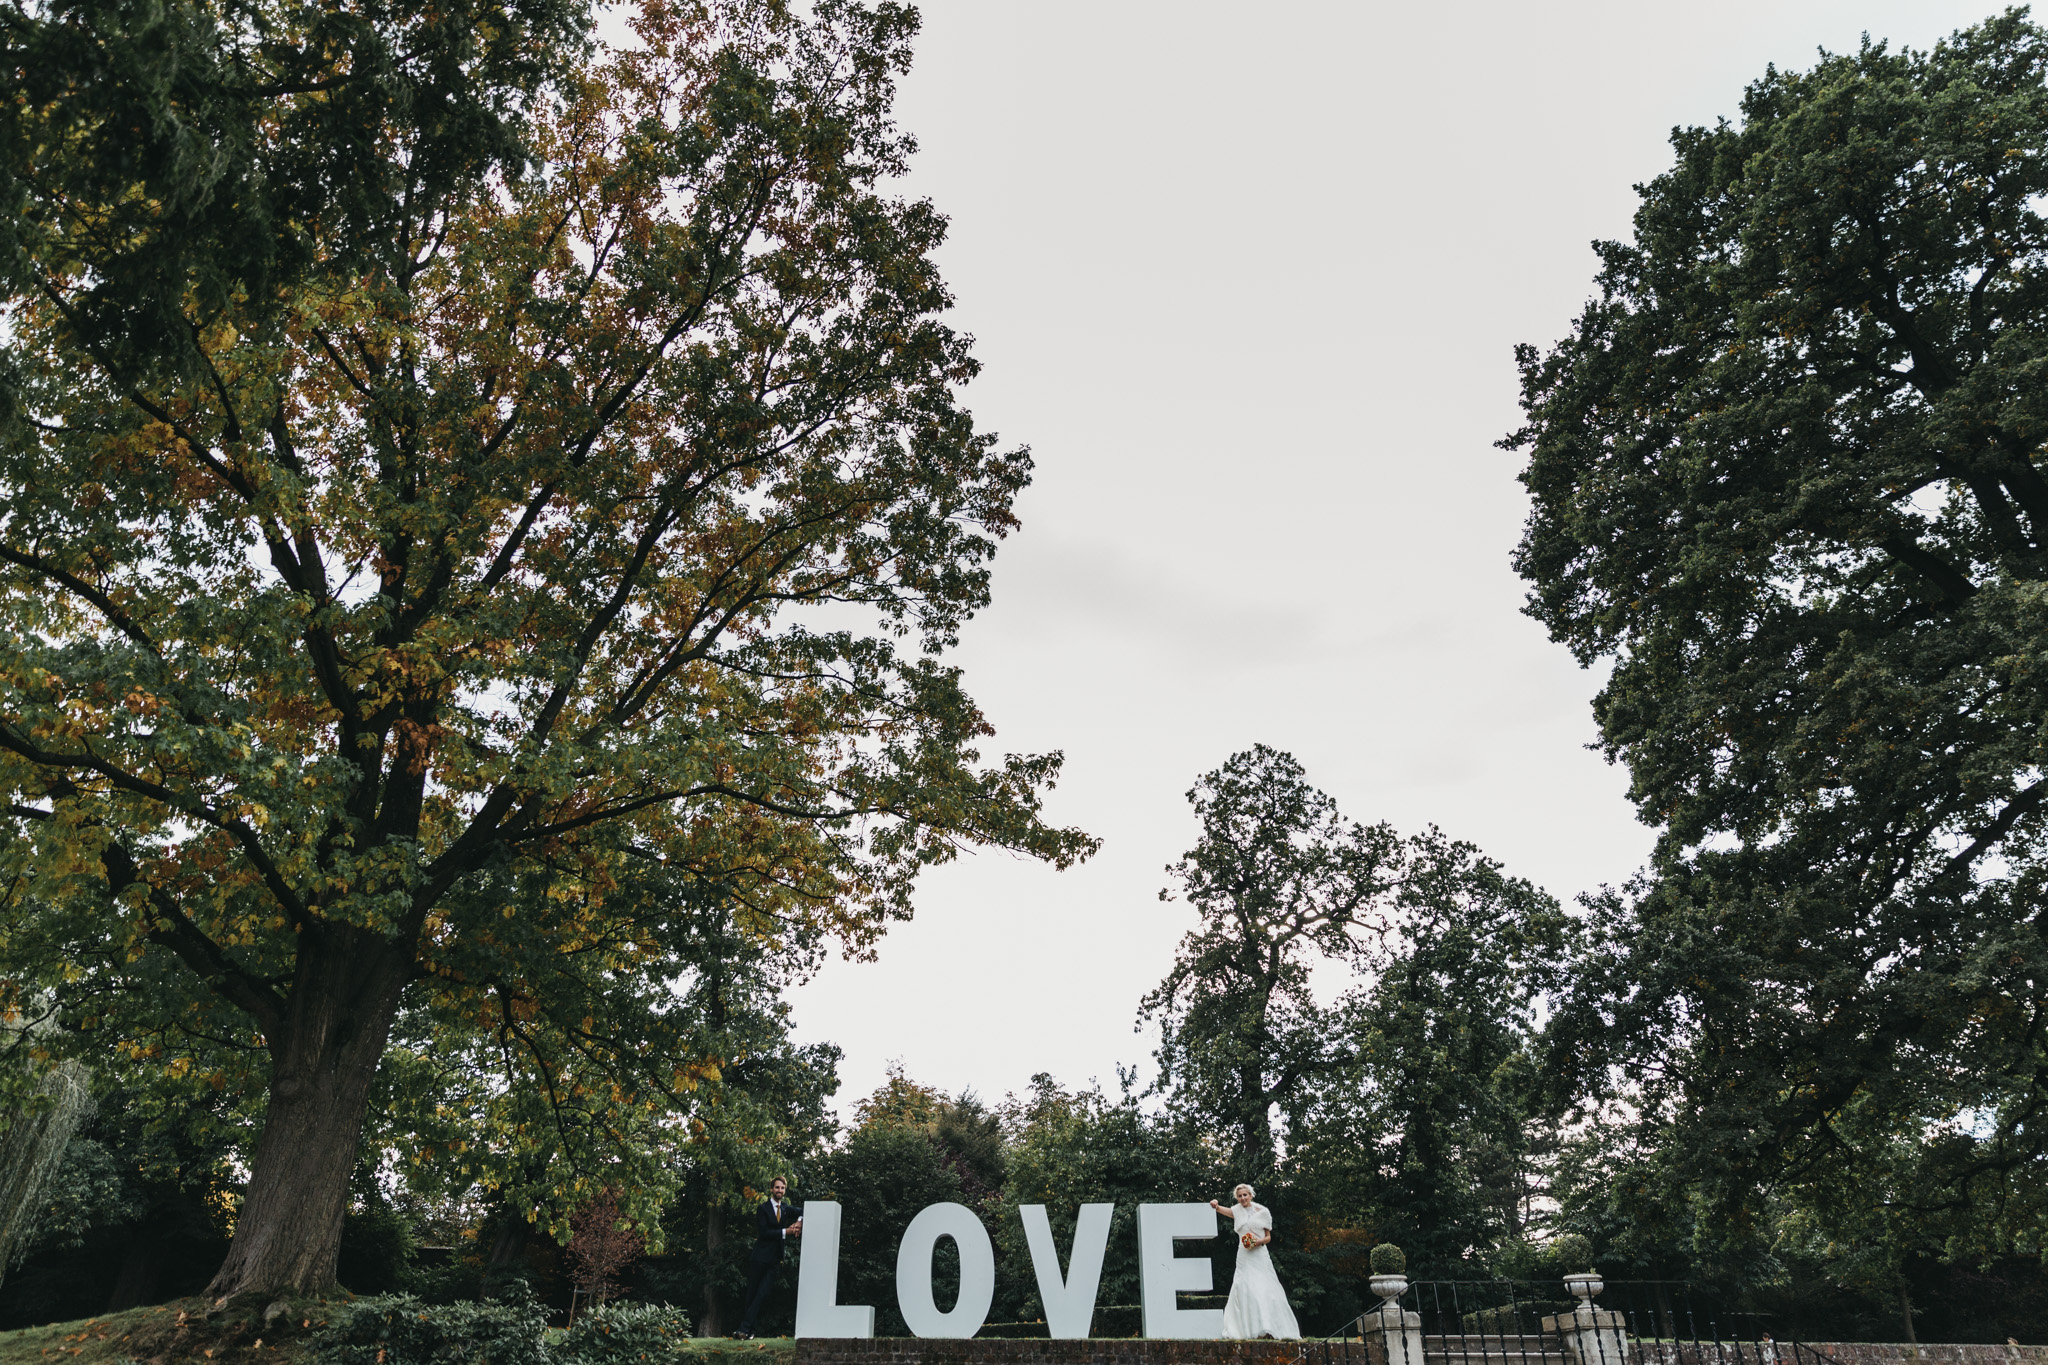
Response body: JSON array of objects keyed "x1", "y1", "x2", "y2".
[{"x1": 1234, "y1": 1183, "x2": 1255, "y2": 1199}]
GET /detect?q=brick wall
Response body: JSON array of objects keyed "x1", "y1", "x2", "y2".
[
  {"x1": 1553, "y1": 1344, "x2": 2046, "y2": 1365},
  {"x1": 793, "y1": 1339, "x2": 1330, "y2": 1365},
  {"x1": 789, "y1": 1339, "x2": 2048, "y2": 1365},
  {"x1": 1798, "y1": 1345, "x2": 2048, "y2": 1365}
]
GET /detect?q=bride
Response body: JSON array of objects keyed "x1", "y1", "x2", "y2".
[{"x1": 1209, "y1": 1184, "x2": 1301, "y2": 1340}]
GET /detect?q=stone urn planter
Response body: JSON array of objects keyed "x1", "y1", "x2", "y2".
[
  {"x1": 1563, "y1": 1272, "x2": 1605, "y2": 1305},
  {"x1": 1367, "y1": 1241, "x2": 1409, "y2": 1308}
]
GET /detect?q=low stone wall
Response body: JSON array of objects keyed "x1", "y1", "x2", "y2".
[
  {"x1": 1797, "y1": 1346, "x2": 2048, "y2": 1365},
  {"x1": 789, "y1": 1342, "x2": 2048, "y2": 1365},
  {"x1": 793, "y1": 1340, "x2": 1329, "y2": 1365},
  {"x1": 1533, "y1": 1345, "x2": 2045, "y2": 1365}
]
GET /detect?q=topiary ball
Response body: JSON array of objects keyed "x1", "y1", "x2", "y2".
[
  {"x1": 1551, "y1": 1234, "x2": 1596, "y2": 1273},
  {"x1": 1369, "y1": 1242, "x2": 1407, "y2": 1276}
]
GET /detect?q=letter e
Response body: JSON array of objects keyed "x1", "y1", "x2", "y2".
[{"x1": 1137, "y1": 1203, "x2": 1224, "y2": 1339}]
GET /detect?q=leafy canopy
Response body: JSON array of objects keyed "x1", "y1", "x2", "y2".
[
  {"x1": 371, "y1": 862, "x2": 841, "y2": 1245},
  {"x1": 0, "y1": 0, "x2": 592, "y2": 387},
  {"x1": 1142, "y1": 746, "x2": 1400, "y2": 1181},
  {"x1": 1294, "y1": 827, "x2": 1564, "y2": 1272},
  {"x1": 1508, "y1": 8, "x2": 2048, "y2": 1251},
  {"x1": 0, "y1": 0, "x2": 1092, "y2": 1271}
]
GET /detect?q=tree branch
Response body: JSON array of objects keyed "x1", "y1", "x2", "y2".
[
  {"x1": 0, "y1": 546, "x2": 161, "y2": 654},
  {"x1": 1877, "y1": 531, "x2": 1978, "y2": 605},
  {"x1": 1940, "y1": 779, "x2": 2048, "y2": 883},
  {"x1": 97, "y1": 840, "x2": 286, "y2": 1033},
  {"x1": 0, "y1": 725, "x2": 313, "y2": 927}
]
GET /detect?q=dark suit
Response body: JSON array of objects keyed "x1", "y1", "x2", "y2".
[{"x1": 735, "y1": 1196, "x2": 800, "y2": 1334}]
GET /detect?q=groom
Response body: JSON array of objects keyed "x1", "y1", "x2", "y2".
[{"x1": 732, "y1": 1177, "x2": 802, "y2": 1338}]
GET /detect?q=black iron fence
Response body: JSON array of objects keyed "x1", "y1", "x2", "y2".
[{"x1": 1331, "y1": 1279, "x2": 1800, "y2": 1365}]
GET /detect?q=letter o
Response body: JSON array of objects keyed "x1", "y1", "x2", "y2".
[{"x1": 895, "y1": 1202, "x2": 996, "y2": 1338}]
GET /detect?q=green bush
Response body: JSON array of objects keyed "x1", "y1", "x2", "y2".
[
  {"x1": 339, "y1": 1199, "x2": 418, "y2": 1295},
  {"x1": 308, "y1": 1291, "x2": 550, "y2": 1365},
  {"x1": 1549, "y1": 1234, "x2": 1595, "y2": 1274},
  {"x1": 1093, "y1": 1304, "x2": 1143, "y2": 1338},
  {"x1": 977, "y1": 1321, "x2": 1050, "y2": 1339},
  {"x1": 1463, "y1": 1303, "x2": 1567, "y2": 1335},
  {"x1": 558, "y1": 1303, "x2": 695, "y2": 1365},
  {"x1": 1368, "y1": 1242, "x2": 1406, "y2": 1276}
]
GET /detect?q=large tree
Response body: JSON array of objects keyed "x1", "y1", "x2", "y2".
[
  {"x1": 1141, "y1": 746, "x2": 1401, "y2": 1180},
  {"x1": 0, "y1": 0, "x2": 1091, "y2": 1298},
  {"x1": 1508, "y1": 10, "x2": 2048, "y2": 1247},
  {"x1": 1299, "y1": 832, "x2": 1563, "y2": 1271}
]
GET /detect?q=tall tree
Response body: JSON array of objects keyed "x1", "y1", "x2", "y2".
[
  {"x1": 1507, "y1": 10, "x2": 2048, "y2": 1247},
  {"x1": 1141, "y1": 746, "x2": 1401, "y2": 1181},
  {"x1": 0, "y1": 0, "x2": 1092, "y2": 1298},
  {"x1": 1298, "y1": 831, "x2": 1563, "y2": 1271}
]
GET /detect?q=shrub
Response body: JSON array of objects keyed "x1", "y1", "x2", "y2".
[
  {"x1": 558, "y1": 1303, "x2": 695, "y2": 1365},
  {"x1": 1368, "y1": 1243, "x2": 1406, "y2": 1276},
  {"x1": 1464, "y1": 1303, "x2": 1567, "y2": 1335},
  {"x1": 1550, "y1": 1234, "x2": 1595, "y2": 1274},
  {"x1": 564, "y1": 1191, "x2": 645, "y2": 1311},
  {"x1": 308, "y1": 1291, "x2": 550, "y2": 1365},
  {"x1": 339, "y1": 1199, "x2": 417, "y2": 1295}
]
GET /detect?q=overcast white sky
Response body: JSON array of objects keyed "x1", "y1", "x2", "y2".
[{"x1": 784, "y1": 0, "x2": 2001, "y2": 1118}]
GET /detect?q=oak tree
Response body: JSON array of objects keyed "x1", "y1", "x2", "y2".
[
  {"x1": 0, "y1": 0, "x2": 1091, "y2": 1298},
  {"x1": 1141, "y1": 746, "x2": 1400, "y2": 1181},
  {"x1": 1509, "y1": 11, "x2": 2048, "y2": 1246},
  {"x1": 1303, "y1": 831, "x2": 1563, "y2": 1271}
]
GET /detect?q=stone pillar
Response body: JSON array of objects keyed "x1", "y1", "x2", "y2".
[
  {"x1": 1542, "y1": 1302, "x2": 1631, "y2": 1365},
  {"x1": 1362, "y1": 1302, "x2": 1426, "y2": 1365}
]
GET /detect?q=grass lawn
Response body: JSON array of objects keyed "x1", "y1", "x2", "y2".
[{"x1": 0, "y1": 1298, "x2": 312, "y2": 1365}]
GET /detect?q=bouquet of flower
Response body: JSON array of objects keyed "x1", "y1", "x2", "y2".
[{"x1": 1241, "y1": 1231, "x2": 1257, "y2": 1250}]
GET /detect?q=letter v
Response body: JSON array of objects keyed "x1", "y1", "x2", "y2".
[{"x1": 1020, "y1": 1204, "x2": 1113, "y2": 1340}]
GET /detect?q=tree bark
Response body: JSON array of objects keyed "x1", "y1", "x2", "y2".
[
  {"x1": 486, "y1": 1207, "x2": 534, "y2": 1277},
  {"x1": 106, "y1": 1238, "x2": 165, "y2": 1311},
  {"x1": 1238, "y1": 1061, "x2": 1274, "y2": 1179},
  {"x1": 205, "y1": 926, "x2": 410, "y2": 1299},
  {"x1": 702, "y1": 1197, "x2": 726, "y2": 1336}
]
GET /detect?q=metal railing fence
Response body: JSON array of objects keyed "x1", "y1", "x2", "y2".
[{"x1": 1329, "y1": 1279, "x2": 1797, "y2": 1365}]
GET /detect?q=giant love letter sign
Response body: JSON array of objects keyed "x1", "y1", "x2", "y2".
[
  {"x1": 793, "y1": 1202, "x2": 875, "y2": 1338},
  {"x1": 1137, "y1": 1204, "x2": 1226, "y2": 1339},
  {"x1": 1019, "y1": 1203, "x2": 1112, "y2": 1340},
  {"x1": 897, "y1": 1203, "x2": 997, "y2": 1337},
  {"x1": 793, "y1": 1201, "x2": 1223, "y2": 1340}
]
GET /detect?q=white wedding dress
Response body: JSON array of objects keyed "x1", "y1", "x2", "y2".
[{"x1": 1219, "y1": 1202, "x2": 1301, "y2": 1340}]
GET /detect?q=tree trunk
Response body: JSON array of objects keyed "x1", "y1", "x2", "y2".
[
  {"x1": 205, "y1": 927, "x2": 409, "y2": 1300},
  {"x1": 1238, "y1": 1061, "x2": 1274, "y2": 1179},
  {"x1": 486, "y1": 1207, "x2": 534, "y2": 1277},
  {"x1": 0, "y1": 1060, "x2": 93, "y2": 1292},
  {"x1": 106, "y1": 1237, "x2": 165, "y2": 1311},
  {"x1": 701, "y1": 1197, "x2": 726, "y2": 1336}
]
